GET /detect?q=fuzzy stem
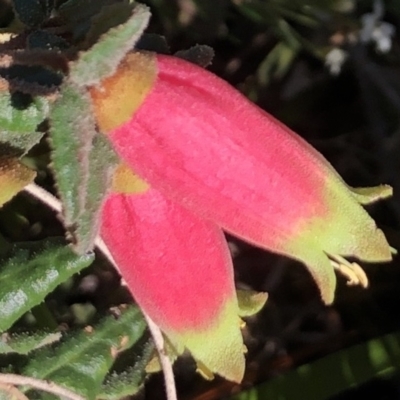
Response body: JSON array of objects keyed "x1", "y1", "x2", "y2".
[
  {"x1": 144, "y1": 313, "x2": 178, "y2": 400},
  {"x1": 0, "y1": 373, "x2": 84, "y2": 400}
]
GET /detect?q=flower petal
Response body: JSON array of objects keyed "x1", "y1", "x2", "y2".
[
  {"x1": 91, "y1": 52, "x2": 392, "y2": 304},
  {"x1": 101, "y1": 188, "x2": 245, "y2": 382},
  {"x1": 237, "y1": 289, "x2": 268, "y2": 317},
  {"x1": 349, "y1": 184, "x2": 392, "y2": 205}
]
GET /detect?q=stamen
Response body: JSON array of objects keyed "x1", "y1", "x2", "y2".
[
  {"x1": 329, "y1": 254, "x2": 354, "y2": 268},
  {"x1": 349, "y1": 262, "x2": 369, "y2": 288},
  {"x1": 196, "y1": 360, "x2": 214, "y2": 380},
  {"x1": 329, "y1": 255, "x2": 369, "y2": 288}
]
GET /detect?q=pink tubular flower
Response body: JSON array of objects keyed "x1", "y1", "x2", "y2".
[
  {"x1": 102, "y1": 168, "x2": 246, "y2": 382},
  {"x1": 91, "y1": 51, "x2": 393, "y2": 381}
]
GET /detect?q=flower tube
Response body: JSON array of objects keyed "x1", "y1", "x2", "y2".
[
  {"x1": 92, "y1": 51, "x2": 392, "y2": 312},
  {"x1": 101, "y1": 165, "x2": 247, "y2": 382}
]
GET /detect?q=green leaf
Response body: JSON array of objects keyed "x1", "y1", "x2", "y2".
[
  {"x1": 49, "y1": 83, "x2": 95, "y2": 225},
  {"x1": 84, "y1": 2, "x2": 138, "y2": 47},
  {"x1": 23, "y1": 305, "x2": 147, "y2": 400},
  {"x1": 99, "y1": 339, "x2": 153, "y2": 399},
  {"x1": 0, "y1": 91, "x2": 49, "y2": 134},
  {"x1": 0, "y1": 331, "x2": 61, "y2": 355},
  {"x1": 69, "y1": 3, "x2": 150, "y2": 86},
  {"x1": 73, "y1": 134, "x2": 117, "y2": 254},
  {"x1": 0, "y1": 130, "x2": 45, "y2": 154},
  {"x1": 50, "y1": 83, "x2": 116, "y2": 253},
  {"x1": 230, "y1": 330, "x2": 400, "y2": 400},
  {"x1": 0, "y1": 239, "x2": 94, "y2": 332}
]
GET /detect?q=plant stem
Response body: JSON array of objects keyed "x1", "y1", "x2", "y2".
[
  {"x1": 144, "y1": 313, "x2": 178, "y2": 400},
  {"x1": 0, "y1": 374, "x2": 84, "y2": 400}
]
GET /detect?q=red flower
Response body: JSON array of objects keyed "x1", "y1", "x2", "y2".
[
  {"x1": 91, "y1": 52, "x2": 393, "y2": 382},
  {"x1": 101, "y1": 165, "x2": 249, "y2": 382}
]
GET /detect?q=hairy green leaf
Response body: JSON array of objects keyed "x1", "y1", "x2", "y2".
[
  {"x1": 0, "y1": 239, "x2": 94, "y2": 332},
  {"x1": 73, "y1": 134, "x2": 117, "y2": 254},
  {"x1": 69, "y1": 3, "x2": 150, "y2": 86},
  {"x1": 84, "y1": 2, "x2": 137, "y2": 47},
  {"x1": 49, "y1": 83, "x2": 95, "y2": 225},
  {"x1": 99, "y1": 340, "x2": 153, "y2": 400},
  {"x1": 0, "y1": 92, "x2": 48, "y2": 133},
  {"x1": 0, "y1": 331, "x2": 61, "y2": 355},
  {"x1": 0, "y1": 91, "x2": 49, "y2": 144},
  {"x1": 50, "y1": 83, "x2": 116, "y2": 253},
  {"x1": 23, "y1": 306, "x2": 147, "y2": 400},
  {"x1": 0, "y1": 131, "x2": 45, "y2": 154}
]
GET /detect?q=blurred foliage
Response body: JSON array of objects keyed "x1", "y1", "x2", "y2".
[
  {"x1": 0, "y1": 239, "x2": 94, "y2": 332},
  {"x1": 232, "y1": 330, "x2": 400, "y2": 400},
  {"x1": 22, "y1": 305, "x2": 149, "y2": 400},
  {"x1": 0, "y1": 1, "x2": 152, "y2": 398}
]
